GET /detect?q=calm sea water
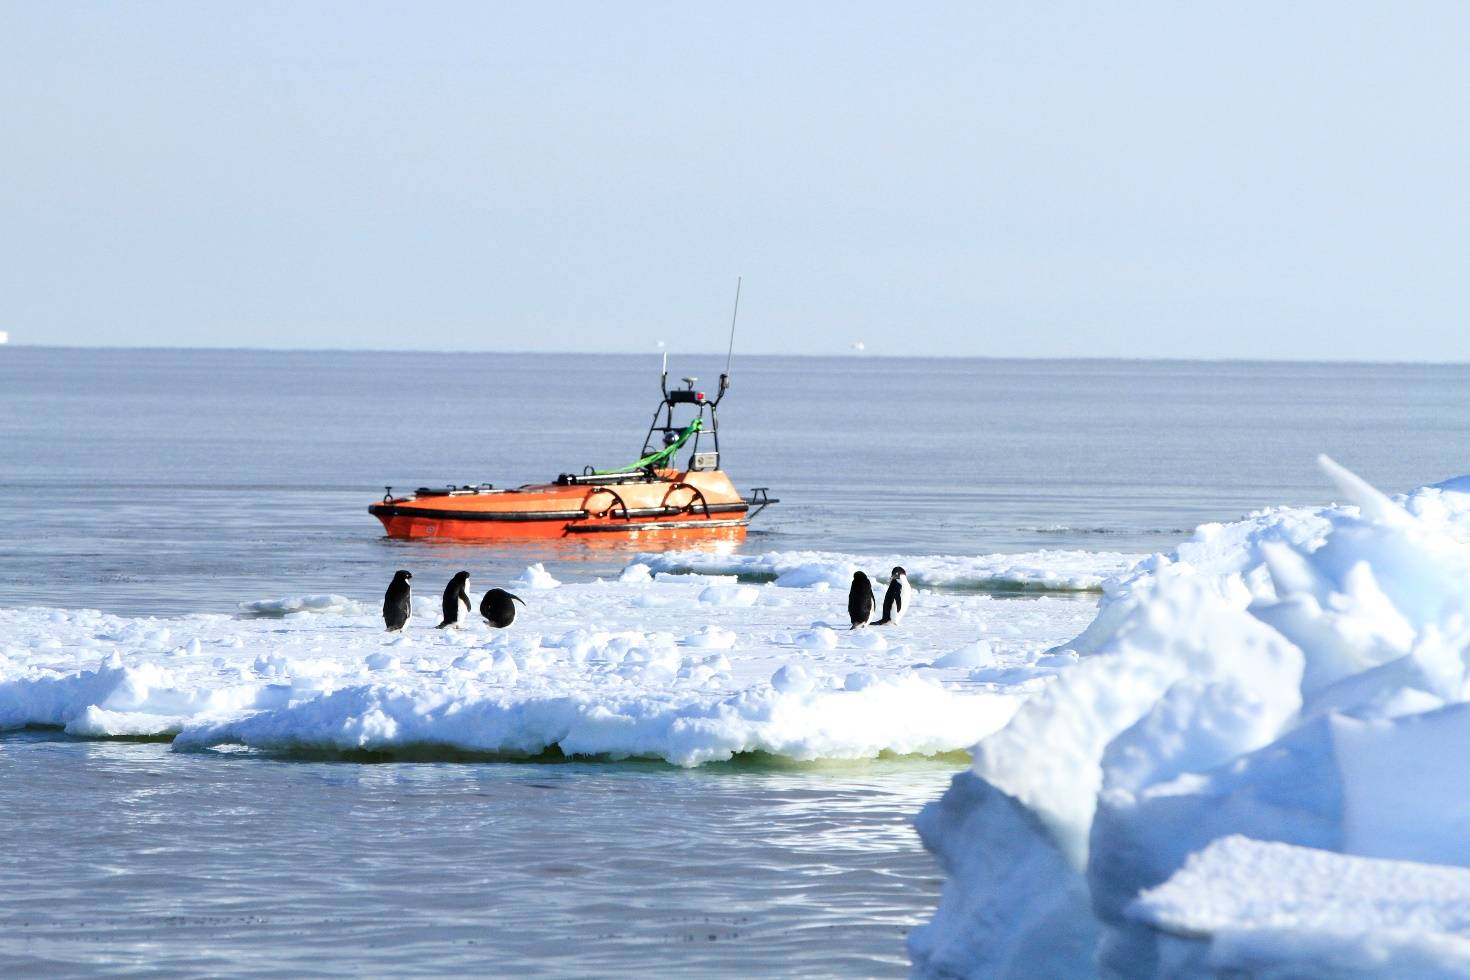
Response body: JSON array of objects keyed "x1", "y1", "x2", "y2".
[
  {"x1": 0, "y1": 735, "x2": 951, "y2": 977},
  {"x1": 3, "y1": 348, "x2": 1470, "y2": 976},
  {"x1": 3, "y1": 348, "x2": 1468, "y2": 615}
]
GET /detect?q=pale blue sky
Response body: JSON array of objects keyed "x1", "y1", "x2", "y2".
[{"x1": 2, "y1": 2, "x2": 1465, "y2": 358}]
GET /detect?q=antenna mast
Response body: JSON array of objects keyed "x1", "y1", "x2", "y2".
[{"x1": 721, "y1": 276, "x2": 741, "y2": 393}]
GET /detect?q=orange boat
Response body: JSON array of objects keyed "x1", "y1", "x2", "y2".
[{"x1": 369, "y1": 360, "x2": 777, "y2": 542}]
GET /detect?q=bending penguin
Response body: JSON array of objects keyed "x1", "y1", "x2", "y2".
[
  {"x1": 383, "y1": 569, "x2": 413, "y2": 632},
  {"x1": 480, "y1": 588, "x2": 526, "y2": 629},
  {"x1": 436, "y1": 571, "x2": 472, "y2": 629},
  {"x1": 874, "y1": 566, "x2": 912, "y2": 626},
  {"x1": 847, "y1": 571, "x2": 876, "y2": 629}
]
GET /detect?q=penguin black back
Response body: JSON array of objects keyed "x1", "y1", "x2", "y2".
[
  {"x1": 847, "y1": 571, "x2": 875, "y2": 629},
  {"x1": 480, "y1": 588, "x2": 526, "y2": 628},
  {"x1": 383, "y1": 569, "x2": 413, "y2": 632},
  {"x1": 437, "y1": 571, "x2": 472, "y2": 629}
]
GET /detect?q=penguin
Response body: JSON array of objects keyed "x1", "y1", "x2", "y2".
[
  {"x1": 436, "y1": 571, "x2": 472, "y2": 629},
  {"x1": 383, "y1": 570, "x2": 413, "y2": 632},
  {"x1": 480, "y1": 588, "x2": 526, "y2": 628},
  {"x1": 874, "y1": 566, "x2": 912, "y2": 626},
  {"x1": 847, "y1": 571, "x2": 876, "y2": 629}
]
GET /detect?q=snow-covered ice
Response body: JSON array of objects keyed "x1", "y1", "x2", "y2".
[
  {"x1": 636, "y1": 548, "x2": 1139, "y2": 592},
  {"x1": 510, "y1": 562, "x2": 561, "y2": 590},
  {"x1": 22, "y1": 454, "x2": 1470, "y2": 976},
  {"x1": 1127, "y1": 836, "x2": 1470, "y2": 976},
  {"x1": 0, "y1": 559, "x2": 1100, "y2": 767},
  {"x1": 911, "y1": 461, "x2": 1470, "y2": 978}
]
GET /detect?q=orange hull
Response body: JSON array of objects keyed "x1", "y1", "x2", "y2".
[{"x1": 369, "y1": 469, "x2": 764, "y2": 542}]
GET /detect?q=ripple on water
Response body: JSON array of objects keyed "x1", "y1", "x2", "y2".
[{"x1": 0, "y1": 732, "x2": 954, "y2": 976}]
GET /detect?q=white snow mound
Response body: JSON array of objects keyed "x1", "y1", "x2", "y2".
[
  {"x1": 0, "y1": 571, "x2": 1096, "y2": 768},
  {"x1": 511, "y1": 563, "x2": 561, "y2": 590},
  {"x1": 912, "y1": 459, "x2": 1470, "y2": 979},
  {"x1": 1128, "y1": 836, "x2": 1470, "y2": 977}
]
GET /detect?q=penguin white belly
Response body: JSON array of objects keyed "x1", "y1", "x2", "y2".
[{"x1": 892, "y1": 578, "x2": 912, "y2": 623}]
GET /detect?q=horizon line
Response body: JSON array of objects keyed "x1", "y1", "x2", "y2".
[{"x1": 4, "y1": 342, "x2": 1470, "y2": 369}]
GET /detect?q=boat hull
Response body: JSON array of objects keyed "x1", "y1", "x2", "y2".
[{"x1": 368, "y1": 469, "x2": 755, "y2": 542}]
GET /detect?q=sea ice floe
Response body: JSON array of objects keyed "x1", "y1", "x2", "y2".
[
  {"x1": 911, "y1": 461, "x2": 1470, "y2": 979},
  {"x1": 0, "y1": 569, "x2": 1097, "y2": 766},
  {"x1": 237, "y1": 594, "x2": 360, "y2": 617},
  {"x1": 636, "y1": 548, "x2": 1139, "y2": 592}
]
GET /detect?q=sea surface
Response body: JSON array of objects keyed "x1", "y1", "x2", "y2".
[{"x1": 4, "y1": 348, "x2": 1470, "y2": 976}]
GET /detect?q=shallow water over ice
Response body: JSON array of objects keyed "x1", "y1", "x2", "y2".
[{"x1": 0, "y1": 733, "x2": 950, "y2": 977}]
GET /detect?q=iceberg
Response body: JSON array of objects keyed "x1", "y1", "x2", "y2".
[{"x1": 913, "y1": 459, "x2": 1470, "y2": 978}]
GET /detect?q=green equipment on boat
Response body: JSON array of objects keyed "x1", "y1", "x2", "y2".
[{"x1": 596, "y1": 418, "x2": 703, "y2": 475}]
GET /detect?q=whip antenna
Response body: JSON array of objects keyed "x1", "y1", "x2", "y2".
[{"x1": 723, "y1": 276, "x2": 742, "y2": 380}]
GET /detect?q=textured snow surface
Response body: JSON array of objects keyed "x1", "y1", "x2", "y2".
[
  {"x1": 912, "y1": 461, "x2": 1470, "y2": 978},
  {"x1": 635, "y1": 548, "x2": 1138, "y2": 591},
  {"x1": 1129, "y1": 836, "x2": 1470, "y2": 977},
  {"x1": 0, "y1": 566, "x2": 1099, "y2": 766}
]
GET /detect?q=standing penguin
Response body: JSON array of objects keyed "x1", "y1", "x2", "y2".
[
  {"x1": 847, "y1": 571, "x2": 876, "y2": 629},
  {"x1": 383, "y1": 570, "x2": 413, "y2": 632},
  {"x1": 436, "y1": 571, "x2": 472, "y2": 629},
  {"x1": 480, "y1": 588, "x2": 526, "y2": 628},
  {"x1": 874, "y1": 566, "x2": 912, "y2": 626}
]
